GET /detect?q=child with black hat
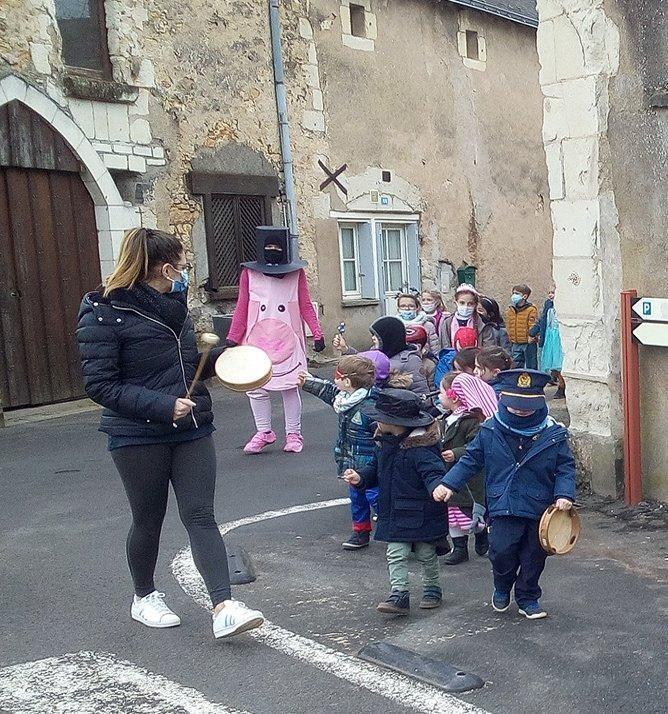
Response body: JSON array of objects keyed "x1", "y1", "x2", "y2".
[
  {"x1": 433, "y1": 370, "x2": 576, "y2": 619},
  {"x1": 342, "y1": 388, "x2": 448, "y2": 615}
]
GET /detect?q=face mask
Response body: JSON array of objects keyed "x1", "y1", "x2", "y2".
[
  {"x1": 511, "y1": 293, "x2": 524, "y2": 306},
  {"x1": 398, "y1": 310, "x2": 417, "y2": 321},
  {"x1": 265, "y1": 249, "x2": 283, "y2": 264},
  {"x1": 456, "y1": 305, "x2": 475, "y2": 319},
  {"x1": 423, "y1": 303, "x2": 436, "y2": 314},
  {"x1": 168, "y1": 267, "x2": 190, "y2": 293}
]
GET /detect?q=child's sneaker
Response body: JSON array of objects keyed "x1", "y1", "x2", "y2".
[
  {"x1": 419, "y1": 586, "x2": 443, "y2": 609},
  {"x1": 244, "y1": 430, "x2": 276, "y2": 454},
  {"x1": 131, "y1": 591, "x2": 181, "y2": 628},
  {"x1": 213, "y1": 600, "x2": 265, "y2": 639},
  {"x1": 492, "y1": 590, "x2": 511, "y2": 612},
  {"x1": 376, "y1": 590, "x2": 410, "y2": 615},
  {"x1": 342, "y1": 531, "x2": 370, "y2": 550},
  {"x1": 283, "y1": 433, "x2": 304, "y2": 453},
  {"x1": 518, "y1": 601, "x2": 548, "y2": 619}
]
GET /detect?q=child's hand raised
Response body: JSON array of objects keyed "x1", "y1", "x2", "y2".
[
  {"x1": 441, "y1": 449, "x2": 456, "y2": 463},
  {"x1": 555, "y1": 498, "x2": 573, "y2": 511},
  {"x1": 332, "y1": 334, "x2": 348, "y2": 352},
  {"x1": 432, "y1": 485, "x2": 453, "y2": 502},
  {"x1": 341, "y1": 469, "x2": 361, "y2": 485},
  {"x1": 297, "y1": 371, "x2": 312, "y2": 387}
]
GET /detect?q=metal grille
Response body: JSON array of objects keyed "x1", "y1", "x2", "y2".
[{"x1": 208, "y1": 194, "x2": 266, "y2": 290}]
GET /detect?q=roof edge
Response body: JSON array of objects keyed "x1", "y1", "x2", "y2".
[{"x1": 447, "y1": 1, "x2": 539, "y2": 29}]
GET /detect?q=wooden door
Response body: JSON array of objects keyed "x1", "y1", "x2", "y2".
[{"x1": 0, "y1": 166, "x2": 101, "y2": 408}]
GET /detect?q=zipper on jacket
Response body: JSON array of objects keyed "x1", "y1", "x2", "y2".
[{"x1": 112, "y1": 305, "x2": 199, "y2": 429}]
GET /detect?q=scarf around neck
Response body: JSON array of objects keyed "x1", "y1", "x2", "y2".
[
  {"x1": 494, "y1": 403, "x2": 549, "y2": 436},
  {"x1": 333, "y1": 387, "x2": 370, "y2": 414}
]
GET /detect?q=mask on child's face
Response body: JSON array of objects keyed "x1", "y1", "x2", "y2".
[
  {"x1": 422, "y1": 302, "x2": 436, "y2": 314},
  {"x1": 398, "y1": 310, "x2": 417, "y2": 321},
  {"x1": 456, "y1": 304, "x2": 475, "y2": 319},
  {"x1": 511, "y1": 293, "x2": 524, "y2": 306}
]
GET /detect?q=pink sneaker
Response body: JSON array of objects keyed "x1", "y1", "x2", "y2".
[
  {"x1": 243, "y1": 430, "x2": 277, "y2": 454},
  {"x1": 283, "y1": 433, "x2": 304, "y2": 453}
]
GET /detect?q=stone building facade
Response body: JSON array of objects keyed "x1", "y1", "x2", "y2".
[
  {"x1": 0, "y1": 0, "x2": 552, "y2": 411},
  {"x1": 536, "y1": 0, "x2": 667, "y2": 500}
]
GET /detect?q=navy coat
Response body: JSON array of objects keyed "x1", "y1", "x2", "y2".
[
  {"x1": 76, "y1": 289, "x2": 221, "y2": 438},
  {"x1": 358, "y1": 422, "x2": 448, "y2": 543},
  {"x1": 442, "y1": 418, "x2": 576, "y2": 520}
]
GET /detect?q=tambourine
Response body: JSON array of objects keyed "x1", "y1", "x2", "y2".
[
  {"x1": 215, "y1": 345, "x2": 272, "y2": 392},
  {"x1": 539, "y1": 504, "x2": 581, "y2": 555}
]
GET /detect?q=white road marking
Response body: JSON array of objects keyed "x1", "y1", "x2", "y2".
[
  {"x1": 0, "y1": 651, "x2": 248, "y2": 714},
  {"x1": 171, "y1": 499, "x2": 489, "y2": 714}
]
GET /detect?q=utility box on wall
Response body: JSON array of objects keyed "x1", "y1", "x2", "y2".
[{"x1": 456, "y1": 262, "x2": 477, "y2": 287}]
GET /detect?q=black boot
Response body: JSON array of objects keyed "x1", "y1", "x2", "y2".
[
  {"x1": 553, "y1": 387, "x2": 566, "y2": 399},
  {"x1": 434, "y1": 536, "x2": 451, "y2": 556},
  {"x1": 442, "y1": 536, "x2": 469, "y2": 565},
  {"x1": 474, "y1": 529, "x2": 489, "y2": 556}
]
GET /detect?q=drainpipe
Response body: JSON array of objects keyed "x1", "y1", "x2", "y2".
[{"x1": 268, "y1": 0, "x2": 300, "y2": 256}]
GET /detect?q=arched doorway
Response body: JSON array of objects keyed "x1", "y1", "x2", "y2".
[{"x1": 0, "y1": 100, "x2": 101, "y2": 407}]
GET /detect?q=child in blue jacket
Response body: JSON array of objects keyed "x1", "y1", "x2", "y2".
[
  {"x1": 300, "y1": 355, "x2": 379, "y2": 551},
  {"x1": 343, "y1": 389, "x2": 448, "y2": 615},
  {"x1": 433, "y1": 369, "x2": 576, "y2": 619}
]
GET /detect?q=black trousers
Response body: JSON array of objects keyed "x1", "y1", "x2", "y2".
[
  {"x1": 111, "y1": 435, "x2": 231, "y2": 606},
  {"x1": 488, "y1": 516, "x2": 548, "y2": 606}
]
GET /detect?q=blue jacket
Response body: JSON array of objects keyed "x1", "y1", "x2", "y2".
[
  {"x1": 302, "y1": 377, "x2": 377, "y2": 474},
  {"x1": 529, "y1": 298, "x2": 553, "y2": 348},
  {"x1": 358, "y1": 422, "x2": 448, "y2": 543},
  {"x1": 76, "y1": 290, "x2": 220, "y2": 438},
  {"x1": 442, "y1": 418, "x2": 576, "y2": 520}
]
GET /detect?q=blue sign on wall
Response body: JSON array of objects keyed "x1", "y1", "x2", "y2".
[{"x1": 643, "y1": 301, "x2": 652, "y2": 316}]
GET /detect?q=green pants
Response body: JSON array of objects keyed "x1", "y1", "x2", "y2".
[{"x1": 386, "y1": 541, "x2": 440, "y2": 591}]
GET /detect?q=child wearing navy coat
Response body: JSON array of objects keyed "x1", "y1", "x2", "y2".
[
  {"x1": 343, "y1": 389, "x2": 448, "y2": 615},
  {"x1": 433, "y1": 370, "x2": 576, "y2": 619}
]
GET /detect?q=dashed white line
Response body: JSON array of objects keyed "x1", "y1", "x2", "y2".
[
  {"x1": 0, "y1": 651, "x2": 249, "y2": 714},
  {"x1": 171, "y1": 499, "x2": 489, "y2": 714}
]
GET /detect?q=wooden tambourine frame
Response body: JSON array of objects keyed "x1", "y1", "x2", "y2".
[{"x1": 539, "y1": 504, "x2": 581, "y2": 555}]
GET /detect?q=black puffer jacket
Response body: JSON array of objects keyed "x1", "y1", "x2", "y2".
[{"x1": 76, "y1": 288, "x2": 221, "y2": 438}]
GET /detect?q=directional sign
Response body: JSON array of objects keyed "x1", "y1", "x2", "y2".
[
  {"x1": 632, "y1": 322, "x2": 668, "y2": 347},
  {"x1": 632, "y1": 297, "x2": 668, "y2": 322}
]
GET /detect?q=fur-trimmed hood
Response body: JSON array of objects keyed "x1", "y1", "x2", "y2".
[
  {"x1": 386, "y1": 369, "x2": 413, "y2": 389},
  {"x1": 400, "y1": 420, "x2": 441, "y2": 450}
]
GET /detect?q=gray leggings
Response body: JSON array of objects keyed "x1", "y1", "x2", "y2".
[{"x1": 111, "y1": 435, "x2": 231, "y2": 606}]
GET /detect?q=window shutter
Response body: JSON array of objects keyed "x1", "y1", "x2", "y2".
[
  {"x1": 357, "y1": 222, "x2": 376, "y2": 300},
  {"x1": 406, "y1": 223, "x2": 421, "y2": 293}
]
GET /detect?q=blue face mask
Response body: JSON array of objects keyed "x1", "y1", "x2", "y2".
[
  {"x1": 422, "y1": 303, "x2": 437, "y2": 314},
  {"x1": 169, "y1": 267, "x2": 190, "y2": 293},
  {"x1": 456, "y1": 305, "x2": 475, "y2": 319},
  {"x1": 511, "y1": 293, "x2": 524, "y2": 306},
  {"x1": 398, "y1": 310, "x2": 417, "y2": 321}
]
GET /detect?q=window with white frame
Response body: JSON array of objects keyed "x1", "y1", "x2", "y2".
[
  {"x1": 336, "y1": 216, "x2": 421, "y2": 306},
  {"x1": 338, "y1": 223, "x2": 361, "y2": 297}
]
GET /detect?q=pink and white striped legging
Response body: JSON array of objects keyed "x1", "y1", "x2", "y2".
[{"x1": 247, "y1": 387, "x2": 302, "y2": 435}]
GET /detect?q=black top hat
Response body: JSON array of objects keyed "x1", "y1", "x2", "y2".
[
  {"x1": 497, "y1": 369, "x2": 551, "y2": 410},
  {"x1": 361, "y1": 388, "x2": 434, "y2": 427},
  {"x1": 241, "y1": 226, "x2": 308, "y2": 275}
]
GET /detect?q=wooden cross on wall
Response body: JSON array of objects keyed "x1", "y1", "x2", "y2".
[{"x1": 318, "y1": 160, "x2": 348, "y2": 195}]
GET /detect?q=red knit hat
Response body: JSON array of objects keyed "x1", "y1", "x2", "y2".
[{"x1": 454, "y1": 326, "x2": 478, "y2": 349}]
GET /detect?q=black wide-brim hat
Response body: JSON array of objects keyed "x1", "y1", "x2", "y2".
[
  {"x1": 361, "y1": 388, "x2": 434, "y2": 427},
  {"x1": 242, "y1": 225, "x2": 308, "y2": 275},
  {"x1": 497, "y1": 369, "x2": 550, "y2": 410},
  {"x1": 241, "y1": 259, "x2": 308, "y2": 275}
]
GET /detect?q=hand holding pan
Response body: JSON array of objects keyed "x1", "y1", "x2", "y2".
[
  {"x1": 215, "y1": 345, "x2": 272, "y2": 392},
  {"x1": 185, "y1": 332, "x2": 220, "y2": 399},
  {"x1": 539, "y1": 503, "x2": 582, "y2": 555}
]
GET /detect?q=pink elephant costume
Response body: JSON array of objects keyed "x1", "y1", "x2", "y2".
[{"x1": 227, "y1": 227, "x2": 324, "y2": 454}]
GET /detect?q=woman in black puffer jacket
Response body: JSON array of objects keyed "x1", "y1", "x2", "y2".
[{"x1": 77, "y1": 228, "x2": 263, "y2": 640}]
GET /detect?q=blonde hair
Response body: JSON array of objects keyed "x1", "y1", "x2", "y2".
[
  {"x1": 422, "y1": 289, "x2": 444, "y2": 310},
  {"x1": 104, "y1": 228, "x2": 183, "y2": 296}
]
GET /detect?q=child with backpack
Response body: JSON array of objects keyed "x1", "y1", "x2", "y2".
[
  {"x1": 438, "y1": 372, "x2": 498, "y2": 564},
  {"x1": 343, "y1": 389, "x2": 448, "y2": 615}
]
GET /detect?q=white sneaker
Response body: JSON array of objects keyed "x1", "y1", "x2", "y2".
[
  {"x1": 131, "y1": 591, "x2": 181, "y2": 628},
  {"x1": 213, "y1": 600, "x2": 264, "y2": 639}
]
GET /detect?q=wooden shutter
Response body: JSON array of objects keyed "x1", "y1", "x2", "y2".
[{"x1": 205, "y1": 194, "x2": 267, "y2": 295}]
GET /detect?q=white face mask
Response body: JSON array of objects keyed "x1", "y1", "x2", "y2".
[
  {"x1": 456, "y1": 305, "x2": 475, "y2": 319},
  {"x1": 423, "y1": 303, "x2": 437, "y2": 314}
]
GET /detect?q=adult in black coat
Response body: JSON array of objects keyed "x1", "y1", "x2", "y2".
[{"x1": 76, "y1": 227, "x2": 264, "y2": 640}]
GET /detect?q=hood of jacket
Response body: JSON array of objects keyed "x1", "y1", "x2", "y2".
[{"x1": 399, "y1": 420, "x2": 441, "y2": 450}]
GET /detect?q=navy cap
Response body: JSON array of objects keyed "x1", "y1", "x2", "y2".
[{"x1": 497, "y1": 369, "x2": 551, "y2": 410}]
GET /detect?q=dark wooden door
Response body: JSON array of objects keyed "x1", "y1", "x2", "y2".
[{"x1": 0, "y1": 166, "x2": 101, "y2": 408}]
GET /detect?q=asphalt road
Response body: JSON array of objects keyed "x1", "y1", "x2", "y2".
[{"x1": 1, "y1": 385, "x2": 666, "y2": 714}]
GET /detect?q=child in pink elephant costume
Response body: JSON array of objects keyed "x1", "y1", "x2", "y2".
[{"x1": 226, "y1": 227, "x2": 325, "y2": 454}]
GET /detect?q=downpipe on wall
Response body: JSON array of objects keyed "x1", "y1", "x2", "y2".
[{"x1": 269, "y1": 0, "x2": 300, "y2": 257}]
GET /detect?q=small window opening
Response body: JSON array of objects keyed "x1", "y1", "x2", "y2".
[
  {"x1": 465, "y1": 30, "x2": 479, "y2": 61},
  {"x1": 350, "y1": 4, "x2": 367, "y2": 38},
  {"x1": 381, "y1": 171, "x2": 391, "y2": 183}
]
